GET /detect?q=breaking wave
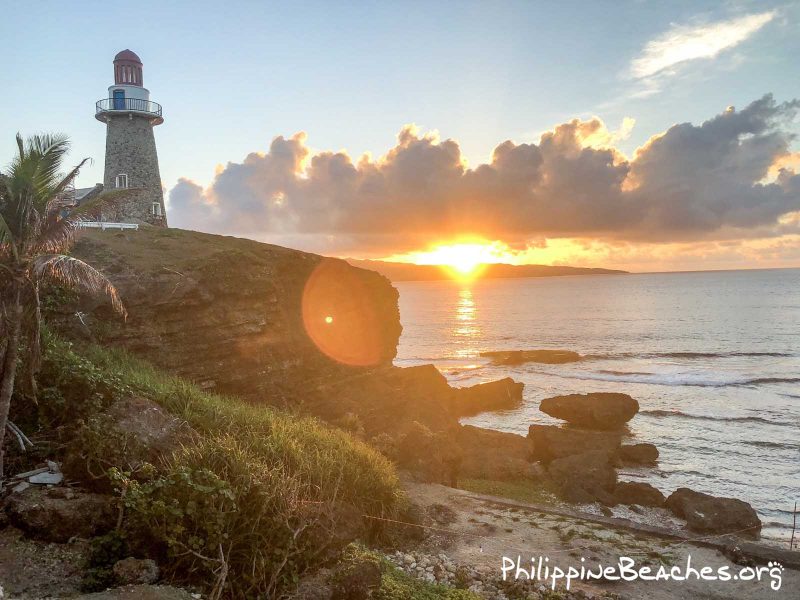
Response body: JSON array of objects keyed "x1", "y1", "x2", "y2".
[
  {"x1": 541, "y1": 370, "x2": 800, "y2": 388},
  {"x1": 639, "y1": 409, "x2": 790, "y2": 427},
  {"x1": 584, "y1": 351, "x2": 793, "y2": 360}
]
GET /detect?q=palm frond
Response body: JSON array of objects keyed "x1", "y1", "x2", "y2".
[
  {"x1": 48, "y1": 157, "x2": 91, "y2": 205},
  {"x1": 31, "y1": 217, "x2": 78, "y2": 256},
  {"x1": 32, "y1": 136, "x2": 72, "y2": 213},
  {"x1": 32, "y1": 254, "x2": 127, "y2": 319},
  {"x1": 0, "y1": 213, "x2": 17, "y2": 260},
  {"x1": 5, "y1": 133, "x2": 73, "y2": 244}
]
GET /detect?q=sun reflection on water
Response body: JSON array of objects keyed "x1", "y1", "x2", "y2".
[{"x1": 453, "y1": 288, "x2": 480, "y2": 357}]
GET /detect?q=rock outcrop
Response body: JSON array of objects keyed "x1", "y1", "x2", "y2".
[
  {"x1": 613, "y1": 481, "x2": 666, "y2": 507},
  {"x1": 619, "y1": 442, "x2": 659, "y2": 464},
  {"x1": 450, "y1": 378, "x2": 524, "y2": 417},
  {"x1": 113, "y1": 558, "x2": 160, "y2": 585},
  {"x1": 528, "y1": 424, "x2": 621, "y2": 463},
  {"x1": 62, "y1": 228, "x2": 402, "y2": 404},
  {"x1": 3, "y1": 487, "x2": 115, "y2": 543},
  {"x1": 58, "y1": 229, "x2": 466, "y2": 441},
  {"x1": 547, "y1": 451, "x2": 617, "y2": 505},
  {"x1": 666, "y1": 488, "x2": 761, "y2": 537},
  {"x1": 456, "y1": 425, "x2": 533, "y2": 480},
  {"x1": 539, "y1": 392, "x2": 639, "y2": 429},
  {"x1": 480, "y1": 349, "x2": 581, "y2": 365}
]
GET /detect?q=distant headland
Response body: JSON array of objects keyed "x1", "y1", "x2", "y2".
[{"x1": 347, "y1": 258, "x2": 628, "y2": 282}]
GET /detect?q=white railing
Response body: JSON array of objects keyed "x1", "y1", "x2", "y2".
[{"x1": 76, "y1": 221, "x2": 139, "y2": 231}]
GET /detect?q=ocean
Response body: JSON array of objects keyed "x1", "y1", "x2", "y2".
[{"x1": 393, "y1": 268, "x2": 800, "y2": 544}]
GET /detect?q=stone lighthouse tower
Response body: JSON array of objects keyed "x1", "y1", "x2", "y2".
[{"x1": 95, "y1": 50, "x2": 167, "y2": 226}]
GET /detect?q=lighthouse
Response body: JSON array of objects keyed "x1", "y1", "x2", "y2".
[{"x1": 95, "y1": 50, "x2": 168, "y2": 226}]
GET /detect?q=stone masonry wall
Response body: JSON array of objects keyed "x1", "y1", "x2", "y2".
[{"x1": 102, "y1": 114, "x2": 168, "y2": 227}]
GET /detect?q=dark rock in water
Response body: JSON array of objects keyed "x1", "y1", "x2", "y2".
[
  {"x1": 666, "y1": 488, "x2": 761, "y2": 537},
  {"x1": 451, "y1": 377, "x2": 524, "y2": 417},
  {"x1": 528, "y1": 424, "x2": 621, "y2": 463},
  {"x1": 539, "y1": 392, "x2": 639, "y2": 429},
  {"x1": 113, "y1": 557, "x2": 160, "y2": 585},
  {"x1": 619, "y1": 443, "x2": 659, "y2": 464},
  {"x1": 613, "y1": 481, "x2": 666, "y2": 507},
  {"x1": 4, "y1": 487, "x2": 115, "y2": 543},
  {"x1": 457, "y1": 425, "x2": 533, "y2": 480},
  {"x1": 480, "y1": 349, "x2": 581, "y2": 365},
  {"x1": 548, "y1": 451, "x2": 617, "y2": 505}
]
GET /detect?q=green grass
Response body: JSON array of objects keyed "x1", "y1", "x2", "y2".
[
  {"x1": 37, "y1": 334, "x2": 404, "y2": 598},
  {"x1": 458, "y1": 477, "x2": 559, "y2": 506},
  {"x1": 45, "y1": 334, "x2": 402, "y2": 514}
]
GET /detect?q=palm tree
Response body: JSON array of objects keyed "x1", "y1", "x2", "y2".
[{"x1": 0, "y1": 133, "x2": 127, "y2": 479}]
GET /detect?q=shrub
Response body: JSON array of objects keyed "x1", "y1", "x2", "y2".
[{"x1": 37, "y1": 334, "x2": 405, "y2": 598}]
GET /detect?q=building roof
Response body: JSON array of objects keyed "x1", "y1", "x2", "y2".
[{"x1": 114, "y1": 49, "x2": 142, "y2": 63}]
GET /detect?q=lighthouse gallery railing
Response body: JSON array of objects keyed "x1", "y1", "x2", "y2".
[{"x1": 96, "y1": 98, "x2": 162, "y2": 117}]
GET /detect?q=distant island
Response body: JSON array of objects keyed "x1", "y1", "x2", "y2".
[{"x1": 347, "y1": 258, "x2": 628, "y2": 281}]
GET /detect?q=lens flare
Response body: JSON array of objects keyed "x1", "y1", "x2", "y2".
[{"x1": 302, "y1": 259, "x2": 390, "y2": 366}]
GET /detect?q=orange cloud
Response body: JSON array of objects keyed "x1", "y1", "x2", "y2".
[{"x1": 168, "y1": 95, "x2": 800, "y2": 267}]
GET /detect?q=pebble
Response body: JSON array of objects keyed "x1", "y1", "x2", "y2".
[{"x1": 382, "y1": 550, "x2": 616, "y2": 600}]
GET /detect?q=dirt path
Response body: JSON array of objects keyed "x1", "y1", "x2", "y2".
[{"x1": 404, "y1": 480, "x2": 799, "y2": 599}]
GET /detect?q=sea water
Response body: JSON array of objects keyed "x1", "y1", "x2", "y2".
[{"x1": 394, "y1": 268, "x2": 800, "y2": 543}]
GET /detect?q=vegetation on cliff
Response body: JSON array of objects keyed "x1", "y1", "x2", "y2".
[
  {"x1": 16, "y1": 333, "x2": 404, "y2": 597},
  {"x1": 0, "y1": 134, "x2": 127, "y2": 478}
]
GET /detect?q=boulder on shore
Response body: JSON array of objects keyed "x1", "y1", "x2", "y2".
[
  {"x1": 539, "y1": 392, "x2": 639, "y2": 429},
  {"x1": 528, "y1": 424, "x2": 621, "y2": 463},
  {"x1": 3, "y1": 486, "x2": 115, "y2": 543},
  {"x1": 450, "y1": 378, "x2": 524, "y2": 417},
  {"x1": 619, "y1": 443, "x2": 659, "y2": 464},
  {"x1": 480, "y1": 349, "x2": 581, "y2": 365},
  {"x1": 113, "y1": 558, "x2": 160, "y2": 585},
  {"x1": 613, "y1": 481, "x2": 666, "y2": 507},
  {"x1": 666, "y1": 488, "x2": 761, "y2": 537},
  {"x1": 548, "y1": 451, "x2": 617, "y2": 505},
  {"x1": 456, "y1": 425, "x2": 533, "y2": 480}
]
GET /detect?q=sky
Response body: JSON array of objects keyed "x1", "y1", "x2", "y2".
[{"x1": 2, "y1": 0, "x2": 800, "y2": 272}]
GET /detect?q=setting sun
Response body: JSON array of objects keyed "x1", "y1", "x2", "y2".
[{"x1": 387, "y1": 241, "x2": 513, "y2": 279}]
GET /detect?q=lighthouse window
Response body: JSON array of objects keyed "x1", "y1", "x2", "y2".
[
  {"x1": 115, "y1": 174, "x2": 129, "y2": 189},
  {"x1": 151, "y1": 202, "x2": 162, "y2": 216}
]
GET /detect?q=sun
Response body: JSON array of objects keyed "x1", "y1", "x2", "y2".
[
  {"x1": 444, "y1": 248, "x2": 484, "y2": 276},
  {"x1": 397, "y1": 242, "x2": 507, "y2": 279}
]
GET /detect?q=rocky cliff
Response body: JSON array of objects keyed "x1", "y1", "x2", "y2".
[
  {"x1": 60, "y1": 228, "x2": 402, "y2": 404},
  {"x1": 55, "y1": 228, "x2": 530, "y2": 483}
]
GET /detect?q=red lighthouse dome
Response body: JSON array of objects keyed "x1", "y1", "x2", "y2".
[{"x1": 113, "y1": 49, "x2": 143, "y2": 86}]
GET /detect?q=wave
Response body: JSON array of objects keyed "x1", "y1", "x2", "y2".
[
  {"x1": 640, "y1": 409, "x2": 790, "y2": 427},
  {"x1": 597, "y1": 369, "x2": 655, "y2": 376},
  {"x1": 745, "y1": 377, "x2": 800, "y2": 386},
  {"x1": 585, "y1": 351, "x2": 793, "y2": 360},
  {"x1": 742, "y1": 440, "x2": 800, "y2": 450},
  {"x1": 541, "y1": 369, "x2": 800, "y2": 389}
]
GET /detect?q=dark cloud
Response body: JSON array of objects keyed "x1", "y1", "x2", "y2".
[{"x1": 168, "y1": 95, "x2": 800, "y2": 253}]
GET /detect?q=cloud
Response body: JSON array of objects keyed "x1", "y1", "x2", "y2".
[
  {"x1": 168, "y1": 95, "x2": 800, "y2": 256},
  {"x1": 631, "y1": 11, "x2": 775, "y2": 79},
  {"x1": 628, "y1": 11, "x2": 776, "y2": 97}
]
